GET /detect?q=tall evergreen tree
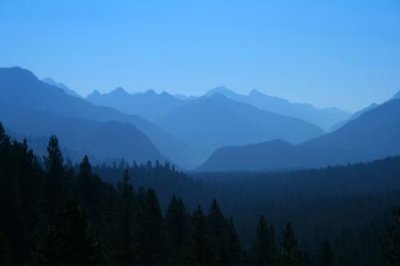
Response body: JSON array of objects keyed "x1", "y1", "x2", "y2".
[
  {"x1": 34, "y1": 199, "x2": 104, "y2": 266},
  {"x1": 253, "y1": 215, "x2": 277, "y2": 266},
  {"x1": 135, "y1": 188, "x2": 168, "y2": 266},
  {"x1": 0, "y1": 124, "x2": 26, "y2": 264},
  {"x1": 208, "y1": 199, "x2": 229, "y2": 266},
  {"x1": 280, "y1": 223, "x2": 306, "y2": 266},
  {"x1": 181, "y1": 206, "x2": 213, "y2": 266},
  {"x1": 115, "y1": 169, "x2": 136, "y2": 266},
  {"x1": 227, "y1": 217, "x2": 242, "y2": 266},
  {"x1": 165, "y1": 195, "x2": 188, "y2": 264},
  {"x1": 44, "y1": 135, "x2": 67, "y2": 221},
  {"x1": 77, "y1": 155, "x2": 102, "y2": 221}
]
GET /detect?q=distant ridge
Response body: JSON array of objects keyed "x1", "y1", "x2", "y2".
[
  {"x1": 200, "y1": 98, "x2": 400, "y2": 171},
  {"x1": 87, "y1": 88, "x2": 184, "y2": 121},
  {"x1": 0, "y1": 66, "x2": 194, "y2": 168},
  {"x1": 206, "y1": 86, "x2": 350, "y2": 130},
  {"x1": 43, "y1": 77, "x2": 82, "y2": 98},
  {"x1": 156, "y1": 93, "x2": 325, "y2": 161}
]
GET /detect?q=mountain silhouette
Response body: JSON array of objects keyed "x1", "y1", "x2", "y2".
[
  {"x1": 206, "y1": 86, "x2": 350, "y2": 130},
  {"x1": 86, "y1": 87, "x2": 184, "y2": 121},
  {"x1": 330, "y1": 103, "x2": 379, "y2": 131},
  {"x1": 200, "y1": 98, "x2": 400, "y2": 171},
  {"x1": 0, "y1": 67, "x2": 193, "y2": 168},
  {"x1": 0, "y1": 101, "x2": 163, "y2": 163},
  {"x1": 156, "y1": 94, "x2": 325, "y2": 161},
  {"x1": 43, "y1": 77, "x2": 82, "y2": 98}
]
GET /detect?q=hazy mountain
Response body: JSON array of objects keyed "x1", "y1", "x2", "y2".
[
  {"x1": 200, "y1": 99, "x2": 400, "y2": 171},
  {"x1": 0, "y1": 102, "x2": 164, "y2": 163},
  {"x1": 156, "y1": 94, "x2": 325, "y2": 161},
  {"x1": 392, "y1": 90, "x2": 400, "y2": 100},
  {"x1": 206, "y1": 86, "x2": 351, "y2": 130},
  {"x1": 304, "y1": 98, "x2": 400, "y2": 157},
  {"x1": 86, "y1": 88, "x2": 184, "y2": 121},
  {"x1": 43, "y1": 77, "x2": 82, "y2": 98},
  {"x1": 330, "y1": 103, "x2": 378, "y2": 131},
  {"x1": 0, "y1": 67, "x2": 194, "y2": 168},
  {"x1": 199, "y1": 140, "x2": 354, "y2": 171}
]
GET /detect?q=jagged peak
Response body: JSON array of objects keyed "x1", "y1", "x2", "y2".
[
  {"x1": 206, "y1": 86, "x2": 235, "y2": 96},
  {"x1": 111, "y1": 87, "x2": 129, "y2": 95}
]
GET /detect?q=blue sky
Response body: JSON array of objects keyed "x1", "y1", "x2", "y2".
[{"x1": 1, "y1": 0, "x2": 399, "y2": 111}]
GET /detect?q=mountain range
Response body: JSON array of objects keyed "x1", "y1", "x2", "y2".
[
  {"x1": 0, "y1": 67, "x2": 191, "y2": 167},
  {"x1": 155, "y1": 94, "x2": 325, "y2": 161},
  {"x1": 87, "y1": 88, "x2": 184, "y2": 121},
  {"x1": 200, "y1": 98, "x2": 400, "y2": 171},
  {"x1": 43, "y1": 77, "x2": 82, "y2": 98},
  {"x1": 1, "y1": 66, "x2": 398, "y2": 171},
  {"x1": 206, "y1": 86, "x2": 351, "y2": 130}
]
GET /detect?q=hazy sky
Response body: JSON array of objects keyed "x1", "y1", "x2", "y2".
[{"x1": 1, "y1": 0, "x2": 399, "y2": 111}]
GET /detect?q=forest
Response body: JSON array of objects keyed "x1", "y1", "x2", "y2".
[{"x1": 1, "y1": 122, "x2": 400, "y2": 266}]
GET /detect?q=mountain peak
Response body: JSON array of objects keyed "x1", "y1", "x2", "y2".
[
  {"x1": 0, "y1": 66, "x2": 38, "y2": 83},
  {"x1": 90, "y1": 90, "x2": 102, "y2": 96},
  {"x1": 249, "y1": 89, "x2": 263, "y2": 96},
  {"x1": 206, "y1": 86, "x2": 235, "y2": 97},
  {"x1": 392, "y1": 91, "x2": 400, "y2": 100},
  {"x1": 42, "y1": 77, "x2": 81, "y2": 98},
  {"x1": 111, "y1": 87, "x2": 129, "y2": 95},
  {"x1": 144, "y1": 89, "x2": 156, "y2": 95}
]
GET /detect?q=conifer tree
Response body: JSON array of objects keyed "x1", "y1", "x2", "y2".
[
  {"x1": 181, "y1": 206, "x2": 213, "y2": 265},
  {"x1": 165, "y1": 195, "x2": 188, "y2": 264},
  {"x1": 44, "y1": 135, "x2": 67, "y2": 222},
  {"x1": 77, "y1": 155, "x2": 102, "y2": 221},
  {"x1": 0, "y1": 125, "x2": 26, "y2": 264},
  {"x1": 254, "y1": 215, "x2": 277, "y2": 266},
  {"x1": 208, "y1": 199, "x2": 229, "y2": 266},
  {"x1": 35, "y1": 199, "x2": 104, "y2": 266},
  {"x1": 280, "y1": 223, "x2": 306, "y2": 266},
  {"x1": 227, "y1": 217, "x2": 242, "y2": 266},
  {"x1": 134, "y1": 189, "x2": 168, "y2": 266},
  {"x1": 115, "y1": 169, "x2": 136, "y2": 266}
]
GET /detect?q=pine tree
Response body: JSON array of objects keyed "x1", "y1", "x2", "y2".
[
  {"x1": 181, "y1": 206, "x2": 213, "y2": 265},
  {"x1": 0, "y1": 125, "x2": 26, "y2": 264},
  {"x1": 208, "y1": 199, "x2": 229, "y2": 266},
  {"x1": 44, "y1": 135, "x2": 67, "y2": 222},
  {"x1": 253, "y1": 215, "x2": 277, "y2": 266},
  {"x1": 115, "y1": 169, "x2": 136, "y2": 266},
  {"x1": 77, "y1": 155, "x2": 101, "y2": 221},
  {"x1": 135, "y1": 189, "x2": 168, "y2": 266},
  {"x1": 165, "y1": 195, "x2": 188, "y2": 264},
  {"x1": 227, "y1": 217, "x2": 242, "y2": 266},
  {"x1": 35, "y1": 199, "x2": 104, "y2": 266},
  {"x1": 280, "y1": 223, "x2": 306, "y2": 266}
]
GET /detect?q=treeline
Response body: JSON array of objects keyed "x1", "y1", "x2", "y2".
[
  {"x1": 0, "y1": 123, "x2": 323, "y2": 265},
  {"x1": 93, "y1": 155, "x2": 400, "y2": 264},
  {"x1": 1, "y1": 122, "x2": 400, "y2": 265}
]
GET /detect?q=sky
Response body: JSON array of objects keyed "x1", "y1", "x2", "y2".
[{"x1": 0, "y1": 0, "x2": 399, "y2": 111}]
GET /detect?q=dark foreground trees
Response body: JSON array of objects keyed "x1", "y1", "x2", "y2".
[{"x1": 0, "y1": 122, "x2": 399, "y2": 265}]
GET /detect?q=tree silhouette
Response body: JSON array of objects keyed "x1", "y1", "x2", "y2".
[
  {"x1": 35, "y1": 200, "x2": 104, "y2": 266},
  {"x1": 165, "y1": 195, "x2": 188, "y2": 264},
  {"x1": 254, "y1": 215, "x2": 277, "y2": 266},
  {"x1": 281, "y1": 223, "x2": 306, "y2": 266}
]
